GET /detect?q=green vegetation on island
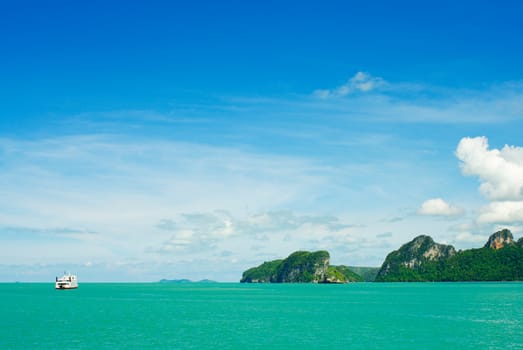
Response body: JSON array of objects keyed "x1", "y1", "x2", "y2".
[
  {"x1": 330, "y1": 265, "x2": 365, "y2": 282},
  {"x1": 345, "y1": 266, "x2": 380, "y2": 282},
  {"x1": 376, "y1": 229, "x2": 523, "y2": 282},
  {"x1": 240, "y1": 250, "x2": 363, "y2": 283}
]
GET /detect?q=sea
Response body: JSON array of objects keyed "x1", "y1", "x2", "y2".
[{"x1": 1, "y1": 282, "x2": 521, "y2": 349}]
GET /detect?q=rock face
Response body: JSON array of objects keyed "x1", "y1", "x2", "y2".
[
  {"x1": 484, "y1": 229, "x2": 515, "y2": 249},
  {"x1": 376, "y1": 235, "x2": 456, "y2": 282},
  {"x1": 240, "y1": 251, "x2": 362, "y2": 283}
]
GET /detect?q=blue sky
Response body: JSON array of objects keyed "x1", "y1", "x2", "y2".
[{"x1": 1, "y1": 1, "x2": 523, "y2": 281}]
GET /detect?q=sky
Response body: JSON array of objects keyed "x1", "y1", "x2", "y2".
[{"x1": 1, "y1": 1, "x2": 523, "y2": 281}]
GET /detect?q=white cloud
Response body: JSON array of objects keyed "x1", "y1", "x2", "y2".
[
  {"x1": 314, "y1": 72, "x2": 386, "y2": 98},
  {"x1": 418, "y1": 198, "x2": 464, "y2": 216},
  {"x1": 155, "y1": 211, "x2": 237, "y2": 253},
  {"x1": 5, "y1": 76, "x2": 523, "y2": 280},
  {"x1": 154, "y1": 210, "x2": 357, "y2": 255},
  {"x1": 453, "y1": 232, "x2": 488, "y2": 244},
  {"x1": 455, "y1": 136, "x2": 523, "y2": 225},
  {"x1": 0, "y1": 132, "x2": 436, "y2": 279},
  {"x1": 456, "y1": 136, "x2": 523, "y2": 201},
  {"x1": 444, "y1": 222, "x2": 488, "y2": 248},
  {"x1": 309, "y1": 76, "x2": 523, "y2": 123},
  {"x1": 238, "y1": 79, "x2": 523, "y2": 124},
  {"x1": 0, "y1": 135, "x2": 326, "y2": 228},
  {"x1": 0, "y1": 135, "x2": 343, "y2": 268},
  {"x1": 477, "y1": 201, "x2": 523, "y2": 223},
  {"x1": 449, "y1": 222, "x2": 477, "y2": 232}
]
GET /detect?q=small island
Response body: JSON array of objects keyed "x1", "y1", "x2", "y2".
[
  {"x1": 159, "y1": 279, "x2": 217, "y2": 284},
  {"x1": 240, "y1": 250, "x2": 363, "y2": 283},
  {"x1": 241, "y1": 229, "x2": 523, "y2": 283}
]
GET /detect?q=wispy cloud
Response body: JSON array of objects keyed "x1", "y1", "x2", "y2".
[
  {"x1": 0, "y1": 135, "x2": 328, "y2": 262},
  {"x1": 380, "y1": 216, "x2": 404, "y2": 223},
  {"x1": 152, "y1": 210, "x2": 358, "y2": 255},
  {"x1": 0, "y1": 128, "x2": 489, "y2": 278},
  {"x1": 3, "y1": 135, "x2": 389, "y2": 271},
  {"x1": 224, "y1": 76, "x2": 523, "y2": 125},
  {"x1": 0, "y1": 225, "x2": 97, "y2": 241},
  {"x1": 314, "y1": 72, "x2": 387, "y2": 98},
  {"x1": 4, "y1": 74, "x2": 523, "y2": 280},
  {"x1": 376, "y1": 232, "x2": 393, "y2": 238},
  {"x1": 40, "y1": 76, "x2": 523, "y2": 152}
]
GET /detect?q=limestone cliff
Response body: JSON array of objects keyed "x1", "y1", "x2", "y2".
[
  {"x1": 484, "y1": 229, "x2": 515, "y2": 249},
  {"x1": 376, "y1": 235, "x2": 456, "y2": 281}
]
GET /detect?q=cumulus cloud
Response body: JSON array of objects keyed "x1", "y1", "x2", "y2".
[
  {"x1": 456, "y1": 136, "x2": 523, "y2": 225},
  {"x1": 314, "y1": 72, "x2": 386, "y2": 98},
  {"x1": 456, "y1": 136, "x2": 523, "y2": 201},
  {"x1": 418, "y1": 198, "x2": 464, "y2": 216},
  {"x1": 477, "y1": 201, "x2": 523, "y2": 223}
]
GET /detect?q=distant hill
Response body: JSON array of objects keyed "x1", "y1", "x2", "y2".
[
  {"x1": 240, "y1": 251, "x2": 363, "y2": 283},
  {"x1": 376, "y1": 229, "x2": 523, "y2": 282},
  {"x1": 159, "y1": 279, "x2": 217, "y2": 284}
]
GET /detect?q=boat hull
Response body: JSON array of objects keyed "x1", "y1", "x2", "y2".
[{"x1": 55, "y1": 284, "x2": 78, "y2": 290}]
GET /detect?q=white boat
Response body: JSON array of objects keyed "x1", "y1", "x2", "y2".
[{"x1": 55, "y1": 272, "x2": 78, "y2": 289}]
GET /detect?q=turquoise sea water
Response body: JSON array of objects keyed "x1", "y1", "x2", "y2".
[{"x1": 1, "y1": 283, "x2": 522, "y2": 349}]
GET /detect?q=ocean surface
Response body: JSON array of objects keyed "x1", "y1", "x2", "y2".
[{"x1": 1, "y1": 282, "x2": 521, "y2": 349}]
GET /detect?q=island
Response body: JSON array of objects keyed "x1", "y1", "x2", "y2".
[
  {"x1": 159, "y1": 279, "x2": 217, "y2": 284},
  {"x1": 375, "y1": 229, "x2": 523, "y2": 282},
  {"x1": 240, "y1": 229, "x2": 523, "y2": 283},
  {"x1": 240, "y1": 250, "x2": 363, "y2": 283}
]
